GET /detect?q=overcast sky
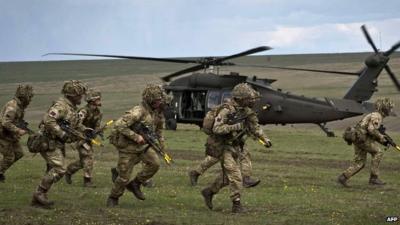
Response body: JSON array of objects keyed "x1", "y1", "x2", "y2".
[{"x1": 1, "y1": 0, "x2": 399, "y2": 62}]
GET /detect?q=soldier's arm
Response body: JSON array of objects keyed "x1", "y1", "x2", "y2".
[
  {"x1": 156, "y1": 114, "x2": 165, "y2": 148},
  {"x1": 95, "y1": 113, "x2": 103, "y2": 131},
  {"x1": 367, "y1": 114, "x2": 386, "y2": 143},
  {"x1": 43, "y1": 103, "x2": 68, "y2": 139},
  {"x1": 76, "y1": 108, "x2": 91, "y2": 132},
  {"x1": 246, "y1": 110, "x2": 264, "y2": 138},
  {"x1": 114, "y1": 107, "x2": 142, "y2": 142},
  {"x1": 1, "y1": 102, "x2": 23, "y2": 134},
  {"x1": 212, "y1": 108, "x2": 243, "y2": 135}
]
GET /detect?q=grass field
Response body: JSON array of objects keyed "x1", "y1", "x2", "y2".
[{"x1": 0, "y1": 53, "x2": 399, "y2": 225}]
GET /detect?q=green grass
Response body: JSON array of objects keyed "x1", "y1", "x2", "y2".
[
  {"x1": 0, "y1": 128, "x2": 399, "y2": 225},
  {"x1": 0, "y1": 53, "x2": 400, "y2": 224}
]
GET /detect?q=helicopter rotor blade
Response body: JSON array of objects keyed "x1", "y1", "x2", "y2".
[
  {"x1": 161, "y1": 64, "x2": 206, "y2": 82},
  {"x1": 213, "y1": 46, "x2": 272, "y2": 64},
  {"x1": 384, "y1": 65, "x2": 400, "y2": 91},
  {"x1": 43, "y1": 53, "x2": 199, "y2": 64},
  {"x1": 384, "y1": 40, "x2": 400, "y2": 56},
  {"x1": 361, "y1": 25, "x2": 379, "y2": 53},
  {"x1": 234, "y1": 64, "x2": 360, "y2": 76},
  {"x1": 162, "y1": 46, "x2": 272, "y2": 81}
]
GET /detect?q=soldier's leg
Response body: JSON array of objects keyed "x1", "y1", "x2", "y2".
[
  {"x1": 0, "y1": 140, "x2": 15, "y2": 179},
  {"x1": 339, "y1": 144, "x2": 367, "y2": 186},
  {"x1": 189, "y1": 155, "x2": 219, "y2": 186},
  {"x1": 109, "y1": 151, "x2": 137, "y2": 200},
  {"x1": 127, "y1": 149, "x2": 160, "y2": 200},
  {"x1": 203, "y1": 149, "x2": 243, "y2": 211},
  {"x1": 367, "y1": 144, "x2": 385, "y2": 185},
  {"x1": 81, "y1": 147, "x2": 95, "y2": 187},
  {"x1": 32, "y1": 148, "x2": 66, "y2": 208},
  {"x1": 65, "y1": 153, "x2": 83, "y2": 184},
  {"x1": 240, "y1": 148, "x2": 260, "y2": 188}
]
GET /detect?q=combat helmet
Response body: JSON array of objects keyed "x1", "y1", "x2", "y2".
[
  {"x1": 85, "y1": 88, "x2": 101, "y2": 102},
  {"x1": 232, "y1": 83, "x2": 255, "y2": 100},
  {"x1": 374, "y1": 98, "x2": 394, "y2": 116},
  {"x1": 61, "y1": 80, "x2": 87, "y2": 97},
  {"x1": 142, "y1": 84, "x2": 167, "y2": 105},
  {"x1": 15, "y1": 84, "x2": 34, "y2": 99}
]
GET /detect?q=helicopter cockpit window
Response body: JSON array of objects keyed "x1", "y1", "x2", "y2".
[
  {"x1": 207, "y1": 91, "x2": 221, "y2": 109},
  {"x1": 222, "y1": 92, "x2": 232, "y2": 103}
]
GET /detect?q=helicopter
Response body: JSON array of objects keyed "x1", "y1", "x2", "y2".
[{"x1": 45, "y1": 25, "x2": 400, "y2": 136}]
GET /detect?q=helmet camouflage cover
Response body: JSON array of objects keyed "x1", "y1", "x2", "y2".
[
  {"x1": 61, "y1": 80, "x2": 87, "y2": 97},
  {"x1": 142, "y1": 84, "x2": 167, "y2": 104},
  {"x1": 374, "y1": 97, "x2": 394, "y2": 116},
  {"x1": 232, "y1": 83, "x2": 256, "y2": 100},
  {"x1": 85, "y1": 88, "x2": 101, "y2": 102},
  {"x1": 15, "y1": 84, "x2": 34, "y2": 99}
]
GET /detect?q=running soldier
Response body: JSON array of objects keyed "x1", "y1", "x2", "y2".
[
  {"x1": 0, "y1": 85, "x2": 34, "y2": 182},
  {"x1": 31, "y1": 80, "x2": 87, "y2": 209},
  {"x1": 106, "y1": 84, "x2": 168, "y2": 207},
  {"x1": 338, "y1": 98, "x2": 394, "y2": 187},
  {"x1": 65, "y1": 88, "x2": 103, "y2": 187},
  {"x1": 201, "y1": 83, "x2": 272, "y2": 213}
]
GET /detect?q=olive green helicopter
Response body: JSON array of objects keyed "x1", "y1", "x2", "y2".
[{"x1": 45, "y1": 25, "x2": 400, "y2": 136}]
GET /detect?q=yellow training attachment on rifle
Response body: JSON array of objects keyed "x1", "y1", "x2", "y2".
[{"x1": 164, "y1": 153, "x2": 172, "y2": 165}]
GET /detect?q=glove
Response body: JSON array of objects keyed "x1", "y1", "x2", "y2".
[
  {"x1": 264, "y1": 139, "x2": 272, "y2": 148},
  {"x1": 59, "y1": 132, "x2": 71, "y2": 143}
]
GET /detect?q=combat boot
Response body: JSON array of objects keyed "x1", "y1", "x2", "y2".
[
  {"x1": 83, "y1": 177, "x2": 96, "y2": 188},
  {"x1": 111, "y1": 167, "x2": 118, "y2": 183},
  {"x1": 243, "y1": 176, "x2": 260, "y2": 188},
  {"x1": 126, "y1": 178, "x2": 145, "y2": 200},
  {"x1": 106, "y1": 196, "x2": 119, "y2": 207},
  {"x1": 0, "y1": 173, "x2": 5, "y2": 183},
  {"x1": 188, "y1": 170, "x2": 200, "y2": 186},
  {"x1": 65, "y1": 172, "x2": 73, "y2": 185},
  {"x1": 232, "y1": 200, "x2": 246, "y2": 213},
  {"x1": 201, "y1": 187, "x2": 214, "y2": 209},
  {"x1": 31, "y1": 187, "x2": 54, "y2": 209},
  {"x1": 369, "y1": 175, "x2": 386, "y2": 185},
  {"x1": 143, "y1": 179, "x2": 154, "y2": 188},
  {"x1": 337, "y1": 174, "x2": 350, "y2": 187}
]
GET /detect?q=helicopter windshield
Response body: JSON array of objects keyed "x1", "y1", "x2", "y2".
[{"x1": 207, "y1": 91, "x2": 221, "y2": 109}]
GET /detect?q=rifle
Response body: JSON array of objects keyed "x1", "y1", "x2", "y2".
[
  {"x1": 57, "y1": 119, "x2": 103, "y2": 147},
  {"x1": 90, "y1": 120, "x2": 114, "y2": 140},
  {"x1": 227, "y1": 108, "x2": 271, "y2": 148},
  {"x1": 132, "y1": 123, "x2": 172, "y2": 165},
  {"x1": 16, "y1": 120, "x2": 34, "y2": 135},
  {"x1": 378, "y1": 125, "x2": 400, "y2": 152}
]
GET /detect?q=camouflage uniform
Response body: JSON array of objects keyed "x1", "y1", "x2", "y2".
[
  {"x1": 0, "y1": 85, "x2": 34, "y2": 181},
  {"x1": 338, "y1": 98, "x2": 394, "y2": 187},
  {"x1": 201, "y1": 83, "x2": 271, "y2": 213},
  {"x1": 107, "y1": 84, "x2": 167, "y2": 206},
  {"x1": 189, "y1": 147, "x2": 256, "y2": 187},
  {"x1": 32, "y1": 80, "x2": 87, "y2": 208},
  {"x1": 66, "y1": 89, "x2": 102, "y2": 187}
]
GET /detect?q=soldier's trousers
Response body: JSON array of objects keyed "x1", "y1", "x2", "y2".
[
  {"x1": 38, "y1": 147, "x2": 67, "y2": 191},
  {"x1": 208, "y1": 148, "x2": 242, "y2": 201},
  {"x1": 343, "y1": 141, "x2": 384, "y2": 178},
  {"x1": 110, "y1": 148, "x2": 160, "y2": 198},
  {"x1": 66, "y1": 144, "x2": 94, "y2": 178},
  {"x1": 195, "y1": 147, "x2": 252, "y2": 177},
  {"x1": 0, "y1": 139, "x2": 23, "y2": 174}
]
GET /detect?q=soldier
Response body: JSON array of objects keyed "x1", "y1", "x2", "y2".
[
  {"x1": 338, "y1": 98, "x2": 394, "y2": 187},
  {"x1": 0, "y1": 85, "x2": 34, "y2": 182},
  {"x1": 201, "y1": 83, "x2": 272, "y2": 213},
  {"x1": 65, "y1": 88, "x2": 102, "y2": 187},
  {"x1": 106, "y1": 84, "x2": 168, "y2": 207},
  {"x1": 31, "y1": 80, "x2": 87, "y2": 209}
]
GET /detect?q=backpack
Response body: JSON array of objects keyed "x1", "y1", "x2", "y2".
[
  {"x1": 27, "y1": 132, "x2": 50, "y2": 153},
  {"x1": 202, "y1": 104, "x2": 228, "y2": 135}
]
